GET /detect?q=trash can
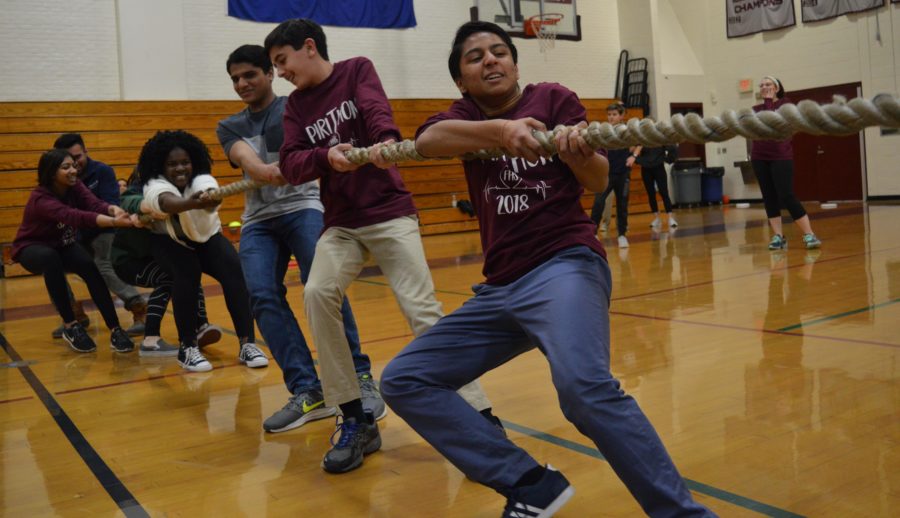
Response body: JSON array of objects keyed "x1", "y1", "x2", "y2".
[
  {"x1": 701, "y1": 167, "x2": 725, "y2": 204},
  {"x1": 671, "y1": 161, "x2": 702, "y2": 207}
]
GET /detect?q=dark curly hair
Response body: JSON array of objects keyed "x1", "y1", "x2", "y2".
[
  {"x1": 37, "y1": 148, "x2": 74, "y2": 188},
  {"x1": 137, "y1": 130, "x2": 213, "y2": 186}
]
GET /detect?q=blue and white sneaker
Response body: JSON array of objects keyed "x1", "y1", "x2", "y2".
[
  {"x1": 768, "y1": 234, "x2": 787, "y2": 250},
  {"x1": 802, "y1": 233, "x2": 821, "y2": 249},
  {"x1": 501, "y1": 465, "x2": 575, "y2": 518}
]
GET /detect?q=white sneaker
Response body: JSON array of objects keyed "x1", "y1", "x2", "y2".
[
  {"x1": 617, "y1": 235, "x2": 629, "y2": 248},
  {"x1": 649, "y1": 217, "x2": 661, "y2": 228},
  {"x1": 239, "y1": 342, "x2": 269, "y2": 368},
  {"x1": 668, "y1": 217, "x2": 678, "y2": 228}
]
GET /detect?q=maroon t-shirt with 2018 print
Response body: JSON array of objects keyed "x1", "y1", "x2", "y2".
[{"x1": 417, "y1": 82, "x2": 606, "y2": 285}]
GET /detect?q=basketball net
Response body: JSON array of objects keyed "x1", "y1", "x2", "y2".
[{"x1": 527, "y1": 15, "x2": 559, "y2": 57}]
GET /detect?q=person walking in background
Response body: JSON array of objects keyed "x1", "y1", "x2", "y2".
[{"x1": 635, "y1": 144, "x2": 678, "y2": 229}]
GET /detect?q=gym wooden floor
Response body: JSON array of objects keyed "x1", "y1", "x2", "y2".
[{"x1": 2, "y1": 202, "x2": 898, "y2": 517}]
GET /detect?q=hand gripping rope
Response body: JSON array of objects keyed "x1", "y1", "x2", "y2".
[{"x1": 170, "y1": 94, "x2": 900, "y2": 206}]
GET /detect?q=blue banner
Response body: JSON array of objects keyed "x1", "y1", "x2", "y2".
[{"x1": 228, "y1": 0, "x2": 417, "y2": 28}]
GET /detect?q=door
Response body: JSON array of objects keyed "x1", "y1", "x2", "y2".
[
  {"x1": 670, "y1": 103, "x2": 707, "y2": 167},
  {"x1": 787, "y1": 83, "x2": 863, "y2": 201}
]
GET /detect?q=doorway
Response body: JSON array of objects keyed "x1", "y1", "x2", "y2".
[
  {"x1": 670, "y1": 102, "x2": 707, "y2": 166},
  {"x1": 787, "y1": 82, "x2": 864, "y2": 201}
]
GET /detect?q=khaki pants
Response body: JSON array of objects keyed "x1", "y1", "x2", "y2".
[{"x1": 304, "y1": 215, "x2": 491, "y2": 410}]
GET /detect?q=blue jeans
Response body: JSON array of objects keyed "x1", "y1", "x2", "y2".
[
  {"x1": 240, "y1": 209, "x2": 370, "y2": 395},
  {"x1": 382, "y1": 247, "x2": 711, "y2": 516}
]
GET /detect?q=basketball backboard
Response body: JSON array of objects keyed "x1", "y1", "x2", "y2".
[{"x1": 471, "y1": 0, "x2": 582, "y2": 41}]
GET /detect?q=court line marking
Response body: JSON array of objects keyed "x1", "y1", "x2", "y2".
[
  {"x1": 357, "y1": 279, "x2": 900, "y2": 349},
  {"x1": 0, "y1": 330, "x2": 149, "y2": 518},
  {"x1": 503, "y1": 421, "x2": 805, "y2": 518},
  {"x1": 610, "y1": 245, "x2": 898, "y2": 302},
  {"x1": 777, "y1": 297, "x2": 900, "y2": 332},
  {"x1": 611, "y1": 310, "x2": 900, "y2": 349},
  {"x1": 0, "y1": 395, "x2": 33, "y2": 405}
]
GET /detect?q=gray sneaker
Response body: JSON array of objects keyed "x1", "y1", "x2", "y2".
[
  {"x1": 321, "y1": 412, "x2": 381, "y2": 474},
  {"x1": 263, "y1": 389, "x2": 336, "y2": 433},
  {"x1": 139, "y1": 336, "x2": 179, "y2": 357},
  {"x1": 358, "y1": 373, "x2": 387, "y2": 421}
]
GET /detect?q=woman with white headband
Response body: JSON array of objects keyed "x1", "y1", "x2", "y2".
[{"x1": 751, "y1": 76, "x2": 821, "y2": 250}]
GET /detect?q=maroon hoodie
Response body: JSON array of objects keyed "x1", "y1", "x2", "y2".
[
  {"x1": 280, "y1": 57, "x2": 416, "y2": 230},
  {"x1": 12, "y1": 181, "x2": 109, "y2": 261}
]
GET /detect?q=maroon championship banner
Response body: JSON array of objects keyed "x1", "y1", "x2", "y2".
[{"x1": 726, "y1": 0, "x2": 796, "y2": 38}]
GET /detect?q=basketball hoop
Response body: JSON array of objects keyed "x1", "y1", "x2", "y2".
[{"x1": 526, "y1": 13, "x2": 562, "y2": 54}]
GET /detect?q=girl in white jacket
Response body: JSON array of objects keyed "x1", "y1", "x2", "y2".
[{"x1": 138, "y1": 130, "x2": 267, "y2": 372}]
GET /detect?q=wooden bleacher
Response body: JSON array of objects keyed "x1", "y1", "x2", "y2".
[{"x1": 0, "y1": 99, "x2": 648, "y2": 276}]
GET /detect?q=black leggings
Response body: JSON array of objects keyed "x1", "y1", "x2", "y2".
[
  {"x1": 150, "y1": 232, "x2": 253, "y2": 346},
  {"x1": 752, "y1": 159, "x2": 807, "y2": 220},
  {"x1": 640, "y1": 165, "x2": 673, "y2": 214},
  {"x1": 17, "y1": 243, "x2": 121, "y2": 329},
  {"x1": 591, "y1": 174, "x2": 630, "y2": 236},
  {"x1": 114, "y1": 258, "x2": 209, "y2": 337}
]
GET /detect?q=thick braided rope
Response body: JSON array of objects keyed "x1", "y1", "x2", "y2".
[
  {"x1": 342, "y1": 94, "x2": 900, "y2": 163},
  {"x1": 136, "y1": 178, "x2": 263, "y2": 224},
  {"x1": 145, "y1": 93, "x2": 897, "y2": 214}
]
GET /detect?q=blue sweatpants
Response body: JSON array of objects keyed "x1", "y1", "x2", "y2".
[{"x1": 381, "y1": 246, "x2": 711, "y2": 517}]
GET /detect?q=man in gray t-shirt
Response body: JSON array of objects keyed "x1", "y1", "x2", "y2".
[{"x1": 217, "y1": 45, "x2": 380, "y2": 433}]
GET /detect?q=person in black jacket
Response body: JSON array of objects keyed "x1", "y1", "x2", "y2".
[{"x1": 635, "y1": 144, "x2": 678, "y2": 229}]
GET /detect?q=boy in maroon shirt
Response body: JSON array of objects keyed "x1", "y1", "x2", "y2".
[
  {"x1": 380, "y1": 22, "x2": 715, "y2": 517},
  {"x1": 264, "y1": 18, "x2": 496, "y2": 475}
]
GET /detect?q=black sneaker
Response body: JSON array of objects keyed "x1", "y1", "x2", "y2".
[
  {"x1": 501, "y1": 465, "x2": 575, "y2": 518},
  {"x1": 62, "y1": 323, "x2": 96, "y2": 353},
  {"x1": 178, "y1": 344, "x2": 213, "y2": 372},
  {"x1": 109, "y1": 327, "x2": 135, "y2": 353},
  {"x1": 52, "y1": 317, "x2": 90, "y2": 339},
  {"x1": 321, "y1": 412, "x2": 381, "y2": 474}
]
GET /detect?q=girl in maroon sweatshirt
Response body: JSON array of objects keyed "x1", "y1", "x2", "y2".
[
  {"x1": 12, "y1": 149, "x2": 136, "y2": 353},
  {"x1": 752, "y1": 76, "x2": 821, "y2": 250}
]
